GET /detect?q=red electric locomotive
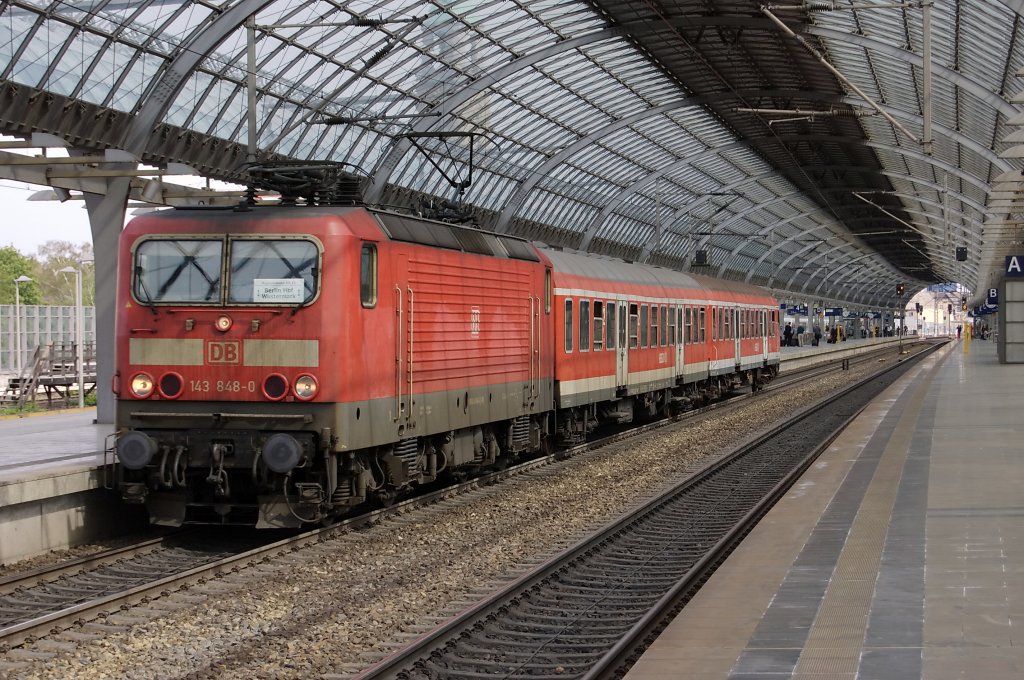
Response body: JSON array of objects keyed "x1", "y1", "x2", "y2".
[
  {"x1": 114, "y1": 173, "x2": 778, "y2": 528},
  {"x1": 115, "y1": 203, "x2": 555, "y2": 527}
]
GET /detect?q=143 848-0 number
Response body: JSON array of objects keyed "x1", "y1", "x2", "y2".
[{"x1": 189, "y1": 379, "x2": 257, "y2": 393}]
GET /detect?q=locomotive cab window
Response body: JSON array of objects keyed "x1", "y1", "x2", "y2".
[
  {"x1": 229, "y1": 238, "x2": 320, "y2": 306},
  {"x1": 133, "y1": 238, "x2": 223, "y2": 304},
  {"x1": 360, "y1": 244, "x2": 377, "y2": 308}
]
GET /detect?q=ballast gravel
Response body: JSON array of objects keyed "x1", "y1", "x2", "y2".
[{"x1": 1, "y1": 358, "x2": 896, "y2": 680}]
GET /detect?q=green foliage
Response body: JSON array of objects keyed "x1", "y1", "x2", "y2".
[
  {"x1": 84, "y1": 391, "x2": 97, "y2": 407},
  {"x1": 0, "y1": 241, "x2": 94, "y2": 306},
  {"x1": 0, "y1": 246, "x2": 41, "y2": 304},
  {"x1": 0, "y1": 402, "x2": 40, "y2": 416},
  {"x1": 32, "y1": 240, "x2": 95, "y2": 306}
]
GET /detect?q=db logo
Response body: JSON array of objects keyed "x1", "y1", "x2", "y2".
[{"x1": 206, "y1": 341, "x2": 241, "y2": 364}]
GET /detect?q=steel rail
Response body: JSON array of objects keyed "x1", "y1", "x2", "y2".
[{"x1": 349, "y1": 341, "x2": 944, "y2": 679}]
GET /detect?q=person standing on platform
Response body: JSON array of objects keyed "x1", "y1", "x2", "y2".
[
  {"x1": 783, "y1": 322, "x2": 793, "y2": 347},
  {"x1": 812, "y1": 323, "x2": 822, "y2": 346},
  {"x1": 957, "y1": 324, "x2": 962, "y2": 339}
]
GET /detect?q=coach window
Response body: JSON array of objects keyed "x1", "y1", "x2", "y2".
[
  {"x1": 229, "y1": 238, "x2": 320, "y2": 305},
  {"x1": 629, "y1": 304, "x2": 639, "y2": 349},
  {"x1": 564, "y1": 299, "x2": 574, "y2": 353},
  {"x1": 649, "y1": 305, "x2": 658, "y2": 347},
  {"x1": 640, "y1": 305, "x2": 649, "y2": 348},
  {"x1": 699, "y1": 307, "x2": 707, "y2": 342},
  {"x1": 606, "y1": 302, "x2": 616, "y2": 350},
  {"x1": 593, "y1": 301, "x2": 604, "y2": 351},
  {"x1": 684, "y1": 307, "x2": 692, "y2": 344},
  {"x1": 661, "y1": 306, "x2": 669, "y2": 346},
  {"x1": 580, "y1": 299, "x2": 591, "y2": 352},
  {"x1": 545, "y1": 269, "x2": 552, "y2": 313},
  {"x1": 360, "y1": 244, "x2": 377, "y2": 307}
]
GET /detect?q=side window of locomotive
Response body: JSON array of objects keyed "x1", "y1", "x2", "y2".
[
  {"x1": 545, "y1": 269, "x2": 552, "y2": 313},
  {"x1": 579, "y1": 300, "x2": 591, "y2": 352},
  {"x1": 593, "y1": 301, "x2": 604, "y2": 351},
  {"x1": 628, "y1": 304, "x2": 639, "y2": 349},
  {"x1": 228, "y1": 239, "x2": 319, "y2": 305},
  {"x1": 360, "y1": 244, "x2": 377, "y2": 308},
  {"x1": 134, "y1": 239, "x2": 223, "y2": 304},
  {"x1": 564, "y1": 299, "x2": 574, "y2": 353}
]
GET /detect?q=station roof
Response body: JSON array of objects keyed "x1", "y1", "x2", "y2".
[{"x1": 2, "y1": 1, "x2": 1023, "y2": 308}]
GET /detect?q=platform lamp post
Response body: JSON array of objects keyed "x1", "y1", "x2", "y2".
[
  {"x1": 13, "y1": 275, "x2": 32, "y2": 375},
  {"x1": 58, "y1": 264, "x2": 87, "y2": 408},
  {"x1": 896, "y1": 283, "x2": 906, "y2": 354}
]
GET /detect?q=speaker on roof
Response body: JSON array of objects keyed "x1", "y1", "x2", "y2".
[{"x1": 693, "y1": 250, "x2": 708, "y2": 266}]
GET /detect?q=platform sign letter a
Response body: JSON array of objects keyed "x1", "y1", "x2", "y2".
[{"x1": 1007, "y1": 255, "x2": 1024, "y2": 277}]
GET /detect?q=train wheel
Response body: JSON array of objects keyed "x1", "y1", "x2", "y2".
[{"x1": 373, "y1": 488, "x2": 397, "y2": 508}]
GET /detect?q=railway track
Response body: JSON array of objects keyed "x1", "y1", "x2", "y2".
[
  {"x1": 0, "y1": 340, "x2": 938, "y2": 657},
  {"x1": 348, "y1": 341, "x2": 943, "y2": 679}
]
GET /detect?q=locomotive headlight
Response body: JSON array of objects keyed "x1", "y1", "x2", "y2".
[
  {"x1": 215, "y1": 314, "x2": 233, "y2": 332},
  {"x1": 262, "y1": 433, "x2": 302, "y2": 474},
  {"x1": 130, "y1": 372, "x2": 155, "y2": 398},
  {"x1": 292, "y1": 374, "x2": 318, "y2": 400},
  {"x1": 117, "y1": 431, "x2": 158, "y2": 470}
]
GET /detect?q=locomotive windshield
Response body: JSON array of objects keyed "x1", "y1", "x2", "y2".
[
  {"x1": 228, "y1": 239, "x2": 318, "y2": 305},
  {"x1": 133, "y1": 237, "x2": 320, "y2": 306},
  {"x1": 134, "y1": 239, "x2": 222, "y2": 303}
]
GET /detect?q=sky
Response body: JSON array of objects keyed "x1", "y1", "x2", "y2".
[{"x1": 0, "y1": 180, "x2": 95, "y2": 256}]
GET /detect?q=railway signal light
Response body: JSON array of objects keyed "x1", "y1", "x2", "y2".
[{"x1": 896, "y1": 283, "x2": 905, "y2": 295}]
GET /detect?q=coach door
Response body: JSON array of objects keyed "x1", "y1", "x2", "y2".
[
  {"x1": 761, "y1": 310, "x2": 769, "y2": 361},
  {"x1": 676, "y1": 306, "x2": 684, "y2": 372},
  {"x1": 734, "y1": 308, "x2": 742, "y2": 365},
  {"x1": 616, "y1": 301, "x2": 628, "y2": 389}
]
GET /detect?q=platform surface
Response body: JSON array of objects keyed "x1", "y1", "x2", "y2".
[
  {"x1": 0, "y1": 409, "x2": 110, "y2": 483},
  {"x1": 624, "y1": 336, "x2": 1023, "y2": 679}
]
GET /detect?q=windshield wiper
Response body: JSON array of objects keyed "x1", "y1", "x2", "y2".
[{"x1": 135, "y1": 266, "x2": 159, "y2": 316}]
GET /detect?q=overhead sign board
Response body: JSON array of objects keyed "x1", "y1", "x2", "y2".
[{"x1": 824, "y1": 307, "x2": 843, "y2": 316}]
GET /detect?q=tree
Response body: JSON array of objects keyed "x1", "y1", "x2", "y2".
[
  {"x1": 31, "y1": 241, "x2": 95, "y2": 306},
  {"x1": 0, "y1": 246, "x2": 41, "y2": 304}
]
